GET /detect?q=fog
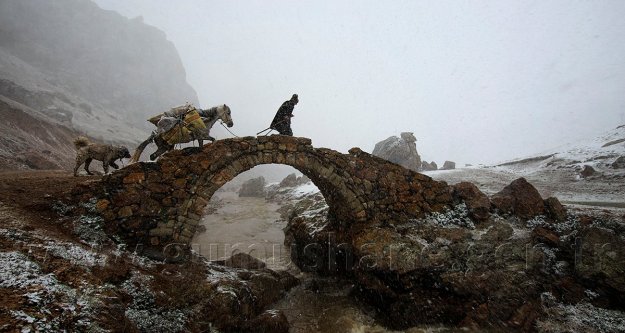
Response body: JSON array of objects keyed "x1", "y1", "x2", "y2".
[{"x1": 94, "y1": 0, "x2": 625, "y2": 165}]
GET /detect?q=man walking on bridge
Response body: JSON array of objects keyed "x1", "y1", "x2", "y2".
[{"x1": 270, "y1": 94, "x2": 298, "y2": 136}]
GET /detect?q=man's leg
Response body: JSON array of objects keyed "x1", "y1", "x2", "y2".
[{"x1": 277, "y1": 124, "x2": 293, "y2": 136}]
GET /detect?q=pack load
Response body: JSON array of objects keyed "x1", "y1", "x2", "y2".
[{"x1": 148, "y1": 104, "x2": 207, "y2": 145}]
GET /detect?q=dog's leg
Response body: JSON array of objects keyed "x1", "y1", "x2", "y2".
[
  {"x1": 109, "y1": 161, "x2": 120, "y2": 169},
  {"x1": 74, "y1": 152, "x2": 88, "y2": 176}
]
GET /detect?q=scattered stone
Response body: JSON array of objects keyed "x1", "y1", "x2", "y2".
[
  {"x1": 372, "y1": 132, "x2": 422, "y2": 171},
  {"x1": 441, "y1": 161, "x2": 456, "y2": 170},
  {"x1": 491, "y1": 177, "x2": 546, "y2": 219},
  {"x1": 239, "y1": 176, "x2": 266, "y2": 197}
]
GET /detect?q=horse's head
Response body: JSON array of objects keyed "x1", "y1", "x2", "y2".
[{"x1": 217, "y1": 104, "x2": 234, "y2": 128}]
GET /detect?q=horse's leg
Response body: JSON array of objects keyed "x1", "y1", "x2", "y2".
[
  {"x1": 84, "y1": 158, "x2": 93, "y2": 175},
  {"x1": 150, "y1": 138, "x2": 172, "y2": 161},
  {"x1": 131, "y1": 133, "x2": 155, "y2": 163},
  {"x1": 102, "y1": 160, "x2": 109, "y2": 175}
]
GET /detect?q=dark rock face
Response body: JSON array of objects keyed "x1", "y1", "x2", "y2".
[
  {"x1": 441, "y1": 161, "x2": 456, "y2": 170},
  {"x1": 452, "y1": 182, "x2": 490, "y2": 221},
  {"x1": 580, "y1": 165, "x2": 596, "y2": 178},
  {"x1": 612, "y1": 156, "x2": 625, "y2": 169},
  {"x1": 372, "y1": 132, "x2": 422, "y2": 171},
  {"x1": 239, "y1": 176, "x2": 267, "y2": 197},
  {"x1": 491, "y1": 177, "x2": 546, "y2": 219}
]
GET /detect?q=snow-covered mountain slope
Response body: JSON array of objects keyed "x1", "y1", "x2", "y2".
[{"x1": 497, "y1": 125, "x2": 625, "y2": 175}]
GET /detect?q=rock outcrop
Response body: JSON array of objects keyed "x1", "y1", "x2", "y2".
[
  {"x1": 372, "y1": 132, "x2": 422, "y2": 171},
  {"x1": 239, "y1": 177, "x2": 267, "y2": 197},
  {"x1": 441, "y1": 160, "x2": 456, "y2": 170},
  {"x1": 421, "y1": 161, "x2": 438, "y2": 171}
]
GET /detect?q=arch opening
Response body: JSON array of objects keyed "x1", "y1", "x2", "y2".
[{"x1": 189, "y1": 165, "x2": 328, "y2": 270}]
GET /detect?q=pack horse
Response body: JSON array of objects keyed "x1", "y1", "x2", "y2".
[{"x1": 131, "y1": 104, "x2": 233, "y2": 162}]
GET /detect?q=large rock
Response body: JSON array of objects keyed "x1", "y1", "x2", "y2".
[
  {"x1": 612, "y1": 156, "x2": 625, "y2": 169},
  {"x1": 421, "y1": 161, "x2": 438, "y2": 171},
  {"x1": 239, "y1": 176, "x2": 267, "y2": 197},
  {"x1": 491, "y1": 177, "x2": 546, "y2": 219},
  {"x1": 441, "y1": 161, "x2": 456, "y2": 170},
  {"x1": 372, "y1": 132, "x2": 422, "y2": 171},
  {"x1": 278, "y1": 173, "x2": 310, "y2": 188},
  {"x1": 452, "y1": 182, "x2": 490, "y2": 221}
]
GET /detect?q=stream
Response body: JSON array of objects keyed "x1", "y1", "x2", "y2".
[{"x1": 191, "y1": 190, "x2": 456, "y2": 333}]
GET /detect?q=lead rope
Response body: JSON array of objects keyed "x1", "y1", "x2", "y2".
[{"x1": 220, "y1": 121, "x2": 241, "y2": 138}]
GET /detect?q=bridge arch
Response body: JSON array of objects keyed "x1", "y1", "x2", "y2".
[{"x1": 91, "y1": 136, "x2": 453, "y2": 248}]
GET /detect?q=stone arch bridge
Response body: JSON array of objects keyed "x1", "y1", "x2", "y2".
[{"x1": 84, "y1": 136, "x2": 453, "y2": 247}]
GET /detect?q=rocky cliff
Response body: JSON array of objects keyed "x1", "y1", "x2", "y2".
[{"x1": 0, "y1": 0, "x2": 199, "y2": 170}]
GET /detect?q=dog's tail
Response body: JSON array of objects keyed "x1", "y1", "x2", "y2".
[
  {"x1": 73, "y1": 136, "x2": 90, "y2": 150},
  {"x1": 130, "y1": 132, "x2": 155, "y2": 163}
]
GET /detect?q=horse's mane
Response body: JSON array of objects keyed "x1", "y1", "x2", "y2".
[{"x1": 199, "y1": 106, "x2": 219, "y2": 120}]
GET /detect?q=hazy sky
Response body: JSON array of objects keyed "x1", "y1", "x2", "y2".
[{"x1": 94, "y1": 0, "x2": 625, "y2": 165}]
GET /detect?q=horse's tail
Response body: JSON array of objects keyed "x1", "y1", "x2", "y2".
[
  {"x1": 73, "y1": 136, "x2": 90, "y2": 150},
  {"x1": 131, "y1": 132, "x2": 155, "y2": 163}
]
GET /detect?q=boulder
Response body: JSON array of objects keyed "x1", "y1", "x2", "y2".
[
  {"x1": 224, "y1": 253, "x2": 266, "y2": 269},
  {"x1": 544, "y1": 197, "x2": 567, "y2": 222},
  {"x1": 239, "y1": 176, "x2": 266, "y2": 197},
  {"x1": 580, "y1": 165, "x2": 596, "y2": 178},
  {"x1": 491, "y1": 178, "x2": 546, "y2": 219},
  {"x1": 612, "y1": 156, "x2": 625, "y2": 169},
  {"x1": 452, "y1": 182, "x2": 491, "y2": 221},
  {"x1": 372, "y1": 132, "x2": 422, "y2": 171},
  {"x1": 441, "y1": 161, "x2": 456, "y2": 170}
]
